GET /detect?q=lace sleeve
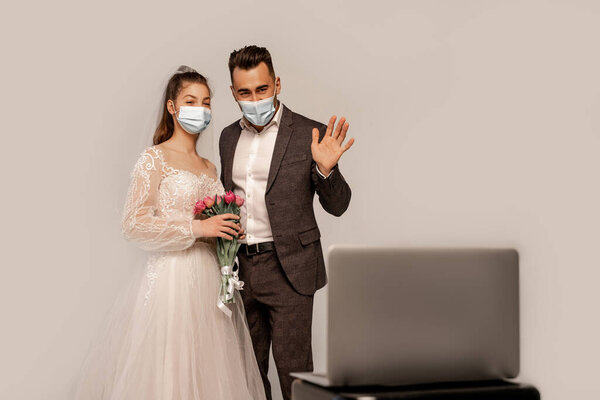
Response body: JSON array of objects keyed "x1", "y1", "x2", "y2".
[{"x1": 121, "y1": 147, "x2": 196, "y2": 252}]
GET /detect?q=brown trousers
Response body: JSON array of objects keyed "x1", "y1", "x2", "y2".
[{"x1": 238, "y1": 249, "x2": 314, "y2": 400}]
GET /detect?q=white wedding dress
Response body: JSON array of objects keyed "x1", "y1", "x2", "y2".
[{"x1": 71, "y1": 146, "x2": 266, "y2": 400}]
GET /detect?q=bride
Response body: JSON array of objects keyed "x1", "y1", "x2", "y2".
[{"x1": 70, "y1": 66, "x2": 267, "y2": 399}]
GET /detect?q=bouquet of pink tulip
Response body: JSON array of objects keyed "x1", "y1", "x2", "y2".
[{"x1": 194, "y1": 191, "x2": 245, "y2": 317}]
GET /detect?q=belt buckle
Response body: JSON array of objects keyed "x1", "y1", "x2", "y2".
[{"x1": 246, "y1": 243, "x2": 259, "y2": 256}]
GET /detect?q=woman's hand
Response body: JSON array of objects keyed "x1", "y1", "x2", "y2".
[
  {"x1": 192, "y1": 214, "x2": 242, "y2": 240},
  {"x1": 238, "y1": 226, "x2": 246, "y2": 241}
]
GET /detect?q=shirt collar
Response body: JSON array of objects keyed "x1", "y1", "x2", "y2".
[{"x1": 239, "y1": 101, "x2": 283, "y2": 134}]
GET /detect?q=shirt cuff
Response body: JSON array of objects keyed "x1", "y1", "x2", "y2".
[{"x1": 316, "y1": 164, "x2": 333, "y2": 179}]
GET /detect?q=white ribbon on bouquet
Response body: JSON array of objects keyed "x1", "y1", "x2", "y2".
[{"x1": 217, "y1": 256, "x2": 244, "y2": 317}]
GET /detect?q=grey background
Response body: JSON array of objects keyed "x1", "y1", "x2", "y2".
[{"x1": 1, "y1": 1, "x2": 599, "y2": 399}]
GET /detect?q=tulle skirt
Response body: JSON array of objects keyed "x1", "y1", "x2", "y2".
[{"x1": 69, "y1": 241, "x2": 266, "y2": 400}]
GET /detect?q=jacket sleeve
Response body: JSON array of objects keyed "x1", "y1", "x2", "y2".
[
  {"x1": 311, "y1": 125, "x2": 352, "y2": 217},
  {"x1": 121, "y1": 147, "x2": 196, "y2": 251},
  {"x1": 218, "y1": 128, "x2": 227, "y2": 188}
]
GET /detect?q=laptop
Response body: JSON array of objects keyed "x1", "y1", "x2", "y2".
[{"x1": 291, "y1": 246, "x2": 519, "y2": 387}]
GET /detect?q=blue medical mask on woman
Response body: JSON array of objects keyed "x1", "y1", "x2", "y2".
[
  {"x1": 174, "y1": 104, "x2": 211, "y2": 134},
  {"x1": 237, "y1": 90, "x2": 277, "y2": 127}
]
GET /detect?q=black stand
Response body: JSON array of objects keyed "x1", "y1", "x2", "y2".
[{"x1": 292, "y1": 379, "x2": 540, "y2": 400}]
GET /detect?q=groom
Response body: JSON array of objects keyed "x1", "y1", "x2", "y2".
[{"x1": 219, "y1": 45, "x2": 353, "y2": 400}]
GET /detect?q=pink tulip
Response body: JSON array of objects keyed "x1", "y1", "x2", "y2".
[
  {"x1": 235, "y1": 195, "x2": 245, "y2": 207},
  {"x1": 194, "y1": 201, "x2": 206, "y2": 214},
  {"x1": 216, "y1": 195, "x2": 222, "y2": 205},
  {"x1": 224, "y1": 191, "x2": 236, "y2": 204},
  {"x1": 203, "y1": 196, "x2": 215, "y2": 208}
]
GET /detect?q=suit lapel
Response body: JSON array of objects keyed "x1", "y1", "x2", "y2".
[
  {"x1": 266, "y1": 104, "x2": 293, "y2": 194},
  {"x1": 223, "y1": 122, "x2": 242, "y2": 191}
]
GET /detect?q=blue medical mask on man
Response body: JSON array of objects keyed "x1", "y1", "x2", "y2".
[
  {"x1": 171, "y1": 101, "x2": 212, "y2": 134},
  {"x1": 237, "y1": 87, "x2": 278, "y2": 127}
]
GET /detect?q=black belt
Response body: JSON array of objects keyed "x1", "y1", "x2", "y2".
[{"x1": 240, "y1": 241, "x2": 275, "y2": 256}]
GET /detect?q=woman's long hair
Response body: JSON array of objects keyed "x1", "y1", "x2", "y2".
[{"x1": 153, "y1": 65, "x2": 211, "y2": 145}]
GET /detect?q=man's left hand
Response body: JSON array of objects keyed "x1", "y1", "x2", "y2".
[{"x1": 311, "y1": 115, "x2": 355, "y2": 176}]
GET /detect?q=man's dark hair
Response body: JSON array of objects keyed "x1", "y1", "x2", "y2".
[{"x1": 228, "y1": 45, "x2": 276, "y2": 82}]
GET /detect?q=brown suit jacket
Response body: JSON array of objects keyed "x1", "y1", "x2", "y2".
[{"x1": 219, "y1": 104, "x2": 352, "y2": 295}]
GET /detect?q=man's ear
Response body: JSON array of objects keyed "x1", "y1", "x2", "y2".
[
  {"x1": 275, "y1": 77, "x2": 281, "y2": 95},
  {"x1": 230, "y1": 85, "x2": 237, "y2": 100}
]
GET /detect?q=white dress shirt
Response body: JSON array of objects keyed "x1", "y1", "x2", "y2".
[{"x1": 232, "y1": 103, "x2": 331, "y2": 245}]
